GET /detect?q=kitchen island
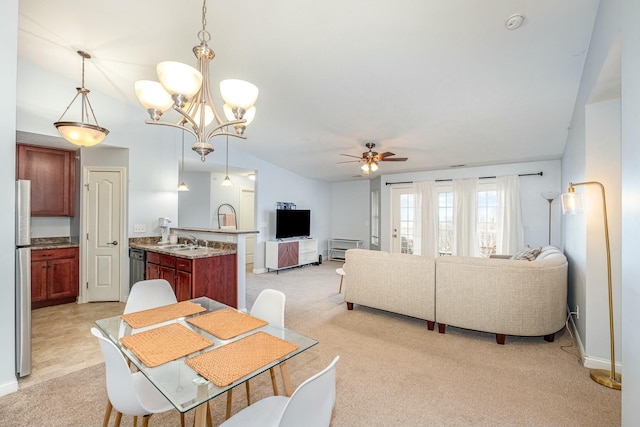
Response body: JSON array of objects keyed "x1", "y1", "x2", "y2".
[{"x1": 130, "y1": 227, "x2": 258, "y2": 310}]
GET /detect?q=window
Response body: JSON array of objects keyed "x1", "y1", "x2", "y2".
[
  {"x1": 438, "y1": 191, "x2": 453, "y2": 256},
  {"x1": 399, "y1": 193, "x2": 414, "y2": 254},
  {"x1": 477, "y1": 187, "x2": 497, "y2": 257},
  {"x1": 435, "y1": 183, "x2": 497, "y2": 257}
]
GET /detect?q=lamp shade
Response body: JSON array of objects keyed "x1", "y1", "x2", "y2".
[
  {"x1": 157, "y1": 61, "x2": 203, "y2": 99},
  {"x1": 561, "y1": 191, "x2": 584, "y2": 215},
  {"x1": 220, "y1": 79, "x2": 259, "y2": 110},
  {"x1": 370, "y1": 161, "x2": 379, "y2": 172},
  {"x1": 54, "y1": 122, "x2": 109, "y2": 147},
  {"x1": 177, "y1": 182, "x2": 189, "y2": 192},
  {"x1": 134, "y1": 80, "x2": 174, "y2": 112}
]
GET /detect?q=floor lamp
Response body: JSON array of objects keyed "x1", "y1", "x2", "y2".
[
  {"x1": 541, "y1": 191, "x2": 559, "y2": 245},
  {"x1": 561, "y1": 181, "x2": 621, "y2": 390}
]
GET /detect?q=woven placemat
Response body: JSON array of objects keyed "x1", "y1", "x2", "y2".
[
  {"x1": 186, "y1": 308, "x2": 268, "y2": 340},
  {"x1": 121, "y1": 301, "x2": 206, "y2": 329},
  {"x1": 186, "y1": 331, "x2": 298, "y2": 387},
  {"x1": 120, "y1": 323, "x2": 214, "y2": 368}
]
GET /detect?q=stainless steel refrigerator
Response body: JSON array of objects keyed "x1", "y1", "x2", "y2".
[{"x1": 16, "y1": 179, "x2": 31, "y2": 377}]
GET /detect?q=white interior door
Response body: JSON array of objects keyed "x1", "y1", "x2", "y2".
[
  {"x1": 86, "y1": 169, "x2": 123, "y2": 301},
  {"x1": 390, "y1": 186, "x2": 415, "y2": 254},
  {"x1": 240, "y1": 188, "x2": 255, "y2": 264}
]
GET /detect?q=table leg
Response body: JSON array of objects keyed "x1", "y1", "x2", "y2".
[
  {"x1": 194, "y1": 380, "x2": 209, "y2": 427},
  {"x1": 279, "y1": 362, "x2": 294, "y2": 396}
]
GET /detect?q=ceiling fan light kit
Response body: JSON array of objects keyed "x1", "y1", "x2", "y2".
[
  {"x1": 134, "y1": 0, "x2": 258, "y2": 162},
  {"x1": 340, "y1": 142, "x2": 407, "y2": 174}
]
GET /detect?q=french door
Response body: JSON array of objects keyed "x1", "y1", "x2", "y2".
[{"x1": 390, "y1": 186, "x2": 415, "y2": 254}]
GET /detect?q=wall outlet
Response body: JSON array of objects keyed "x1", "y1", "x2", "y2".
[{"x1": 134, "y1": 224, "x2": 146, "y2": 233}]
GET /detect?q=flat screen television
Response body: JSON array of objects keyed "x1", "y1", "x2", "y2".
[{"x1": 276, "y1": 209, "x2": 311, "y2": 239}]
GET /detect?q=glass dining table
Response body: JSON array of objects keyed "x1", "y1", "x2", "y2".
[{"x1": 94, "y1": 296, "x2": 318, "y2": 427}]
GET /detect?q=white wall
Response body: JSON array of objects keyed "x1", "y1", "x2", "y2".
[
  {"x1": 178, "y1": 171, "x2": 212, "y2": 228},
  {"x1": 331, "y1": 180, "x2": 370, "y2": 248},
  {"x1": 0, "y1": 0, "x2": 18, "y2": 396},
  {"x1": 621, "y1": 0, "x2": 640, "y2": 422},
  {"x1": 563, "y1": 0, "x2": 640, "y2": 424},
  {"x1": 583, "y1": 99, "x2": 622, "y2": 365}
]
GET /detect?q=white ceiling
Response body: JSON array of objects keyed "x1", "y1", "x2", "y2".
[{"x1": 17, "y1": 0, "x2": 599, "y2": 182}]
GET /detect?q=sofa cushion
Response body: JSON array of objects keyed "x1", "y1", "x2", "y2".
[
  {"x1": 511, "y1": 246, "x2": 542, "y2": 261},
  {"x1": 535, "y1": 246, "x2": 563, "y2": 261}
]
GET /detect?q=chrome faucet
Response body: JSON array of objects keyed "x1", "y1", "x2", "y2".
[{"x1": 186, "y1": 235, "x2": 199, "y2": 247}]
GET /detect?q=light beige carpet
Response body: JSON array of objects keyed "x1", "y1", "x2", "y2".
[{"x1": 0, "y1": 261, "x2": 621, "y2": 426}]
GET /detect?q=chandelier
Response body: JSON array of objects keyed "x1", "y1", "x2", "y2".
[
  {"x1": 54, "y1": 50, "x2": 110, "y2": 147},
  {"x1": 135, "y1": 0, "x2": 258, "y2": 162}
]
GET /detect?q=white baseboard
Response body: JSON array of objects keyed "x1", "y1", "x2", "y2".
[
  {"x1": 566, "y1": 307, "x2": 623, "y2": 373},
  {"x1": 253, "y1": 267, "x2": 267, "y2": 274},
  {"x1": 0, "y1": 378, "x2": 19, "y2": 397}
]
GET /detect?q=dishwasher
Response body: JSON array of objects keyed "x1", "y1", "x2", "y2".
[{"x1": 129, "y1": 248, "x2": 146, "y2": 289}]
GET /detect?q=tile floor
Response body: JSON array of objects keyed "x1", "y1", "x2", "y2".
[{"x1": 19, "y1": 301, "x2": 124, "y2": 389}]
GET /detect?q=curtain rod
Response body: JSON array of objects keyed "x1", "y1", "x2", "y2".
[{"x1": 385, "y1": 171, "x2": 543, "y2": 186}]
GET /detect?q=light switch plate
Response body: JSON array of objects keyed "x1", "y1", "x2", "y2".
[{"x1": 134, "y1": 224, "x2": 146, "y2": 233}]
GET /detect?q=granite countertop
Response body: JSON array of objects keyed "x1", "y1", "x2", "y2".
[
  {"x1": 130, "y1": 242, "x2": 236, "y2": 260},
  {"x1": 31, "y1": 237, "x2": 79, "y2": 250}
]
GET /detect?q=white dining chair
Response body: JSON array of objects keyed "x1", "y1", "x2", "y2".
[
  {"x1": 226, "y1": 289, "x2": 286, "y2": 418},
  {"x1": 101, "y1": 279, "x2": 180, "y2": 427},
  {"x1": 91, "y1": 327, "x2": 181, "y2": 427},
  {"x1": 220, "y1": 356, "x2": 340, "y2": 427},
  {"x1": 125, "y1": 279, "x2": 177, "y2": 314}
]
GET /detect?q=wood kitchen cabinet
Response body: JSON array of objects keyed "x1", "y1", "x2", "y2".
[
  {"x1": 146, "y1": 251, "x2": 237, "y2": 307},
  {"x1": 31, "y1": 247, "x2": 79, "y2": 309},
  {"x1": 16, "y1": 143, "x2": 76, "y2": 217}
]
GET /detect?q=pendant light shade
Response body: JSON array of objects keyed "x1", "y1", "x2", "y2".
[
  {"x1": 54, "y1": 50, "x2": 109, "y2": 147},
  {"x1": 157, "y1": 61, "x2": 203, "y2": 101},
  {"x1": 220, "y1": 79, "x2": 259, "y2": 113}
]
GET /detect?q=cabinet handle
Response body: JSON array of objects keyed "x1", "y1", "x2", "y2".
[{"x1": 107, "y1": 240, "x2": 118, "y2": 246}]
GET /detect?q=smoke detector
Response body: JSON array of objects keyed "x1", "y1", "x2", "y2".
[{"x1": 505, "y1": 14, "x2": 525, "y2": 30}]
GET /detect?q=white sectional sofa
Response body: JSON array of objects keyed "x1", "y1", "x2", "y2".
[
  {"x1": 343, "y1": 247, "x2": 568, "y2": 344},
  {"x1": 343, "y1": 249, "x2": 436, "y2": 330}
]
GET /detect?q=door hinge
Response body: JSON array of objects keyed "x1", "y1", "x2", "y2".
[
  {"x1": 86, "y1": 282, "x2": 89, "y2": 289},
  {"x1": 86, "y1": 233, "x2": 89, "y2": 240}
]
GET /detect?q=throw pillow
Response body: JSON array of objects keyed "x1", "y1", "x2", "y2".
[{"x1": 511, "y1": 246, "x2": 542, "y2": 261}]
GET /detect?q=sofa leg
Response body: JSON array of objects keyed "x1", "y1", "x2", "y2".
[
  {"x1": 426, "y1": 320, "x2": 435, "y2": 331},
  {"x1": 496, "y1": 334, "x2": 506, "y2": 345},
  {"x1": 346, "y1": 302, "x2": 354, "y2": 310},
  {"x1": 544, "y1": 333, "x2": 555, "y2": 342},
  {"x1": 437, "y1": 323, "x2": 446, "y2": 334}
]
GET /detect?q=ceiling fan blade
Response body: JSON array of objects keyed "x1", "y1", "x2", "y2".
[
  {"x1": 340, "y1": 153, "x2": 362, "y2": 159},
  {"x1": 378, "y1": 152, "x2": 396, "y2": 158},
  {"x1": 380, "y1": 157, "x2": 408, "y2": 162},
  {"x1": 337, "y1": 160, "x2": 361, "y2": 164}
]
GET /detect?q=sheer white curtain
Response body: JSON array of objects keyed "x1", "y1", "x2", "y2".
[
  {"x1": 453, "y1": 178, "x2": 478, "y2": 256},
  {"x1": 496, "y1": 175, "x2": 524, "y2": 255},
  {"x1": 412, "y1": 181, "x2": 438, "y2": 257}
]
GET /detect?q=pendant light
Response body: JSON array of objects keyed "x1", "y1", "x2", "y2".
[
  {"x1": 54, "y1": 50, "x2": 109, "y2": 146},
  {"x1": 221, "y1": 134, "x2": 232, "y2": 187},
  {"x1": 177, "y1": 130, "x2": 189, "y2": 191}
]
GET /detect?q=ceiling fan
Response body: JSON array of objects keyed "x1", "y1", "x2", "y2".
[{"x1": 339, "y1": 142, "x2": 408, "y2": 174}]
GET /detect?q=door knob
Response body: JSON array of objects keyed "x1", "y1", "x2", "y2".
[{"x1": 107, "y1": 241, "x2": 118, "y2": 246}]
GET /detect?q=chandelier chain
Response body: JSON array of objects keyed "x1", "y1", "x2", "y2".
[{"x1": 198, "y1": 0, "x2": 211, "y2": 43}]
